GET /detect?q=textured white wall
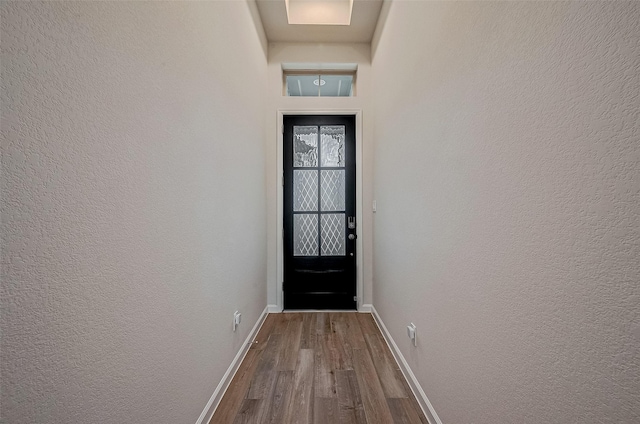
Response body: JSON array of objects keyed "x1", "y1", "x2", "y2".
[
  {"x1": 372, "y1": 1, "x2": 639, "y2": 423},
  {"x1": 265, "y1": 42, "x2": 374, "y2": 308},
  {"x1": 1, "y1": 2, "x2": 267, "y2": 423}
]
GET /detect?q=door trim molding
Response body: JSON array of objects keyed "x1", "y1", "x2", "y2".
[
  {"x1": 276, "y1": 109, "x2": 363, "y2": 311},
  {"x1": 359, "y1": 303, "x2": 373, "y2": 313},
  {"x1": 267, "y1": 304, "x2": 281, "y2": 313}
]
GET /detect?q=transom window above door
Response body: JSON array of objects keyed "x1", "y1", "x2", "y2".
[{"x1": 282, "y1": 63, "x2": 357, "y2": 97}]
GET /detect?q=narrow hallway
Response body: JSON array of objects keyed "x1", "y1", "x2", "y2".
[
  {"x1": 3, "y1": 2, "x2": 637, "y2": 423},
  {"x1": 211, "y1": 313, "x2": 427, "y2": 424}
]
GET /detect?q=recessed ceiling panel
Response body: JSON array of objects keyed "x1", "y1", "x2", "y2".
[
  {"x1": 256, "y1": 0, "x2": 383, "y2": 43},
  {"x1": 286, "y1": 0, "x2": 353, "y2": 25}
]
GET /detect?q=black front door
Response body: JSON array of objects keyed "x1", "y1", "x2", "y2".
[{"x1": 283, "y1": 115, "x2": 356, "y2": 310}]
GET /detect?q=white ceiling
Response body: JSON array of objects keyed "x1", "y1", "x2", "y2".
[{"x1": 255, "y1": 0, "x2": 384, "y2": 43}]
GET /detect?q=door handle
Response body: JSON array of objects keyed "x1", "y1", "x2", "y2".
[{"x1": 348, "y1": 234, "x2": 356, "y2": 240}]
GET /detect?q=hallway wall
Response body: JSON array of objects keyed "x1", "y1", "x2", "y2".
[
  {"x1": 371, "y1": 1, "x2": 639, "y2": 423},
  {"x1": 1, "y1": 2, "x2": 267, "y2": 423}
]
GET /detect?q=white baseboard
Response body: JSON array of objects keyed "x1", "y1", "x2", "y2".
[
  {"x1": 195, "y1": 306, "x2": 269, "y2": 424},
  {"x1": 359, "y1": 303, "x2": 373, "y2": 313},
  {"x1": 370, "y1": 306, "x2": 443, "y2": 424},
  {"x1": 267, "y1": 304, "x2": 281, "y2": 313}
]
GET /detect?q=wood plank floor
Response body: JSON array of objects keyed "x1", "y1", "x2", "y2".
[{"x1": 210, "y1": 313, "x2": 428, "y2": 424}]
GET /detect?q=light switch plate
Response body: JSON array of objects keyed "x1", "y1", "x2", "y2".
[
  {"x1": 407, "y1": 323, "x2": 417, "y2": 346},
  {"x1": 233, "y1": 311, "x2": 241, "y2": 331}
]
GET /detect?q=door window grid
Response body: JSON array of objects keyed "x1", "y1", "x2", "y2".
[{"x1": 292, "y1": 125, "x2": 346, "y2": 257}]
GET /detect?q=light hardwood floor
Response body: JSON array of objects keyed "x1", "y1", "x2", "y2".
[{"x1": 210, "y1": 312, "x2": 428, "y2": 424}]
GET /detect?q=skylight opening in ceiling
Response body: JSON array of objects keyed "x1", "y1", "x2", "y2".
[{"x1": 285, "y1": 0, "x2": 354, "y2": 25}]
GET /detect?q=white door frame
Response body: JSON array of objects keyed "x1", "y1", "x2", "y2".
[{"x1": 276, "y1": 109, "x2": 364, "y2": 311}]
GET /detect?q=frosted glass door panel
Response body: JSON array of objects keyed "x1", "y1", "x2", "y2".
[
  {"x1": 294, "y1": 214, "x2": 318, "y2": 256},
  {"x1": 293, "y1": 170, "x2": 318, "y2": 211},
  {"x1": 294, "y1": 126, "x2": 318, "y2": 167},
  {"x1": 320, "y1": 170, "x2": 345, "y2": 211},
  {"x1": 320, "y1": 126, "x2": 345, "y2": 167},
  {"x1": 321, "y1": 214, "x2": 345, "y2": 256}
]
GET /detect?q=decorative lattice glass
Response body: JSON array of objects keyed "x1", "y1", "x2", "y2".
[
  {"x1": 293, "y1": 170, "x2": 318, "y2": 212},
  {"x1": 321, "y1": 214, "x2": 345, "y2": 256},
  {"x1": 294, "y1": 126, "x2": 318, "y2": 167},
  {"x1": 294, "y1": 214, "x2": 318, "y2": 256},
  {"x1": 320, "y1": 170, "x2": 345, "y2": 212},
  {"x1": 320, "y1": 126, "x2": 345, "y2": 167}
]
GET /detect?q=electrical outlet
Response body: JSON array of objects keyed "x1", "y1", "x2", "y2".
[{"x1": 233, "y1": 311, "x2": 241, "y2": 332}]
